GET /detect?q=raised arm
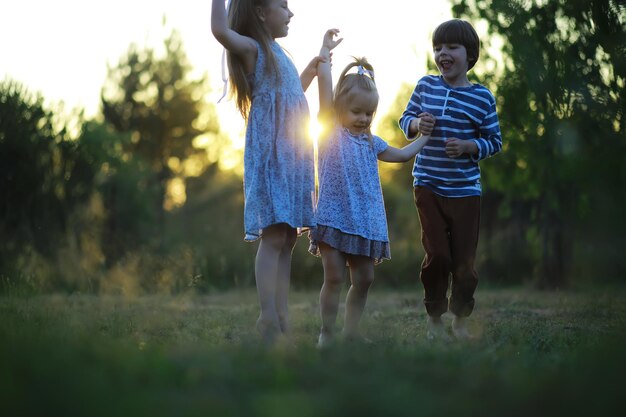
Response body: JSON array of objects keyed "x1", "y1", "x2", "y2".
[
  {"x1": 316, "y1": 29, "x2": 342, "y2": 117},
  {"x1": 378, "y1": 134, "x2": 432, "y2": 163},
  {"x1": 211, "y1": 0, "x2": 257, "y2": 70}
]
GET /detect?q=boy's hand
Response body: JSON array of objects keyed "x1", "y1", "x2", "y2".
[
  {"x1": 445, "y1": 138, "x2": 477, "y2": 158},
  {"x1": 417, "y1": 112, "x2": 435, "y2": 135}
]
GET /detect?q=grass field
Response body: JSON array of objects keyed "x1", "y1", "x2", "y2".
[{"x1": 2, "y1": 286, "x2": 625, "y2": 417}]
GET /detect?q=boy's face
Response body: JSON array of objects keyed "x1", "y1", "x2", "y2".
[{"x1": 433, "y1": 43, "x2": 470, "y2": 85}]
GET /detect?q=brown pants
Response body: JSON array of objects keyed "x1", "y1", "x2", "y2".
[{"x1": 413, "y1": 186, "x2": 481, "y2": 318}]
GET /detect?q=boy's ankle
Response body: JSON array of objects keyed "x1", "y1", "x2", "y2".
[
  {"x1": 451, "y1": 316, "x2": 473, "y2": 340},
  {"x1": 426, "y1": 316, "x2": 450, "y2": 341}
]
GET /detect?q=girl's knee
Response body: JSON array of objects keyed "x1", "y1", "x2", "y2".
[
  {"x1": 284, "y1": 228, "x2": 297, "y2": 249},
  {"x1": 262, "y1": 224, "x2": 296, "y2": 250},
  {"x1": 324, "y1": 273, "x2": 344, "y2": 288}
]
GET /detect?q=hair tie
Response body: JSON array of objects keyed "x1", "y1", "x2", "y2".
[
  {"x1": 357, "y1": 65, "x2": 375, "y2": 80},
  {"x1": 217, "y1": 0, "x2": 232, "y2": 103}
]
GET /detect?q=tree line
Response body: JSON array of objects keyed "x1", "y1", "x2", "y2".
[{"x1": 1, "y1": 1, "x2": 624, "y2": 294}]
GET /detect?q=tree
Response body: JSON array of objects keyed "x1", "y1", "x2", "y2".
[
  {"x1": 452, "y1": 0, "x2": 626, "y2": 287},
  {"x1": 101, "y1": 29, "x2": 217, "y2": 245},
  {"x1": 0, "y1": 80, "x2": 98, "y2": 278},
  {"x1": 76, "y1": 120, "x2": 157, "y2": 267}
]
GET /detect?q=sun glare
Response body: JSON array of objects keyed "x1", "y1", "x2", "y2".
[{"x1": 308, "y1": 118, "x2": 323, "y2": 147}]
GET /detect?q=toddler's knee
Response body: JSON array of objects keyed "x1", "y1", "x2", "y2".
[{"x1": 354, "y1": 274, "x2": 374, "y2": 293}]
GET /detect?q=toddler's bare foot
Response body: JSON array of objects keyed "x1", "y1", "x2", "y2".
[
  {"x1": 317, "y1": 330, "x2": 335, "y2": 349},
  {"x1": 342, "y1": 330, "x2": 373, "y2": 345}
]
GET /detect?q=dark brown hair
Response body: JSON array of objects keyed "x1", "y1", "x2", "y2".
[{"x1": 432, "y1": 19, "x2": 480, "y2": 71}]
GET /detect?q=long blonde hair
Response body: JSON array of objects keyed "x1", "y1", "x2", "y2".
[
  {"x1": 227, "y1": 0, "x2": 279, "y2": 119},
  {"x1": 333, "y1": 57, "x2": 379, "y2": 141}
]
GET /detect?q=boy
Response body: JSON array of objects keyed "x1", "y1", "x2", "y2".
[{"x1": 399, "y1": 19, "x2": 502, "y2": 340}]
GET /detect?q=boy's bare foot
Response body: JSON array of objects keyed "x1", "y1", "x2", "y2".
[
  {"x1": 426, "y1": 316, "x2": 451, "y2": 341},
  {"x1": 451, "y1": 316, "x2": 473, "y2": 340}
]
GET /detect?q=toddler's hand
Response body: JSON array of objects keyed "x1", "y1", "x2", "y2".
[{"x1": 323, "y1": 29, "x2": 343, "y2": 52}]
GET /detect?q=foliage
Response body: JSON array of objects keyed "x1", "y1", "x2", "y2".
[
  {"x1": 1, "y1": 288, "x2": 625, "y2": 416},
  {"x1": 101, "y1": 29, "x2": 218, "y2": 244},
  {"x1": 451, "y1": 0, "x2": 626, "y2": 287},
  {"x1": 4, "y1": 3, "x2": 626, "y2": 292},
  {"x1": 168, "y1": 168, "x2": 257, "y2": 292},
  {"x1": 77, "y1": 120, "x2": 160, "y2": 267},
  {"x1": 0, "y1": 80, "x2": 97, "y2": 280}
]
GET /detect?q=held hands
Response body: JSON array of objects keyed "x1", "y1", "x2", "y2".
[
  {"x1": 417, "y1": 112, "x2": 435, "y2": 136},
  {"x1": 304, "y1": 55, "x2": 329, "y2": 72},
  {"x1": 410, "y1": 112, "x2": 435, "y2": 137}
]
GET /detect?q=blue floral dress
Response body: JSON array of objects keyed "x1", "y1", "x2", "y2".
[
  {"x1": 309, "y1": 126, "x2": 391, "y2": 263},
  {"x1": 243, "y1": 41, "x2": 316, "y2": 241}
]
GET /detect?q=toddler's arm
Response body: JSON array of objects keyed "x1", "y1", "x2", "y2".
[
  {"x1": 379, "y1": 135, "x2": 432, "y2": 163},
  {"x1": 317, "y1": 29, "x2": 342, "y2": 114},
  {"x1": 301, "y1": 29, "x2": 342, "y2": 92}
]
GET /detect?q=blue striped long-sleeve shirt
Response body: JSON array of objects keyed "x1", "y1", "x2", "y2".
[{"x1": 399, "y1": 75, "x2": 502, "y2": 197}]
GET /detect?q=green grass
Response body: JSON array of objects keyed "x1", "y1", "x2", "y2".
[{"x1": 1, "y1": 287, "x2": 625, "y2": 417}]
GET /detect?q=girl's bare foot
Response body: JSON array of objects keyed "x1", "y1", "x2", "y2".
[{"x1": 256, "y1": 317, "x2": 281, "y2": 346}]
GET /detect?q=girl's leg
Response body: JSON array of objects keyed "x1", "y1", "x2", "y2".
[
  {"x1": 343, "y1": 255, "x2": 375, "y2": 340},
  {"x1": 255, "y1": 224, "x2": 289, "y2": 344},
  {"x1": 275, "y1": 226, "x2": 297, "y2": 334},
  {"x1": 318, "y1": 243, "x2": 347, "y2": 346}
]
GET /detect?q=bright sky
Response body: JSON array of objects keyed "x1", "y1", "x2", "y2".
[{"x1": 1, "y1": 0, "x2": 454, "y2": 144}]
